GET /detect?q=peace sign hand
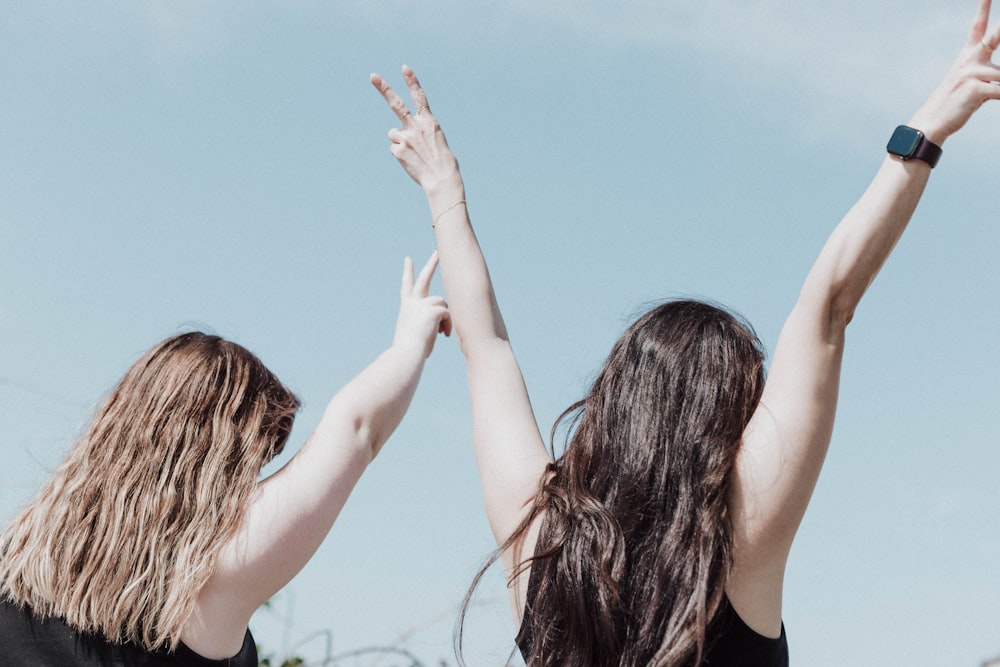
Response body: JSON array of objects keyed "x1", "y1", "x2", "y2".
[
  {"x1": 910, "y1": 0, "x2": 1000, "y2": 144},
  {"x1": 394, "y1": 253, "x2": 452, "y2": 359},
  {"x1": 371, "y1": 66, "x2": 464, "y2": 199}
]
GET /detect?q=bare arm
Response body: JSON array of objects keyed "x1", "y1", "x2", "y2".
[
  {"x1": 371, "y1": 68, "x2": 552, "y2": 607},
  {"x1": 727, "y1": 0, "x2": 1000, "y2": 636},
  {"x1": 182, "y1": 255, "x2": 451, "y2": 656}
]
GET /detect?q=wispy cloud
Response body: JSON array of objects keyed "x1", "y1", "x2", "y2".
[
  {"x1": 339, "y1": 0, "x2": 994, "y2": 148},
  {"x1": 497, "y1": 0, "x2": 975, "y2": 142},
  {"x1": 9, "y1": 0, "x2": 992, "y2": 147}
]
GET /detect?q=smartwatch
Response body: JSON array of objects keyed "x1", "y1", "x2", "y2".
[{"x1": 886, "y1": 125, "x2": 942, "y2": 168}]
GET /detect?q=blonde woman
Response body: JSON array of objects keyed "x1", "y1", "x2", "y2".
[
  {"x1": 0, "y1": 255, "x2": 450, "y2": 665},
  {"x1": 372, "y1": 0, "x2": 1000, "y2": 664}
]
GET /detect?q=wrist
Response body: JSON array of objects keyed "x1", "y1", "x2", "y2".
[
  {"x1": 424, "y1": 175, "x2": 466, "y2": 210},
  {"x1": 907, "y1": 111, "x2": 949, "y2": 147},
  {"x1": 389, "y1": 335, "x2": 427, "y2": 367}
]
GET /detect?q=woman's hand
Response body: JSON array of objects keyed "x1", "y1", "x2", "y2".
[
  {"x1": 911, "y1": 0, "x2": 1000, "y2": 144},
  {"x1": 394, "y1": 252, "x2": 452, "y2": 359},
  {"x1": 371, "y1": 66, "x2": 464, "y2": 201}
]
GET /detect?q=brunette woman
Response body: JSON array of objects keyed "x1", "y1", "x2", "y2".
[
  {"x1": 0, "y1": 256, "x2": 450, "y2": 665},
  {"x1": 372, "y1": 1, "x2": 1000, "y2": 664}
]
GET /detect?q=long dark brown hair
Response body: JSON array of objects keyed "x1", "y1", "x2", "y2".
[
  {"x1": 460, "y1": 300, "x2": 766, "y2": 666},
  {"x1": 0, "y1": 332, "x2": 300, "y2": 650}
]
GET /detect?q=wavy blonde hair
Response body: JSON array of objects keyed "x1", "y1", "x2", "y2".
[{"x1": 0, "y1": 332, "x2": 299, "y2": 650}]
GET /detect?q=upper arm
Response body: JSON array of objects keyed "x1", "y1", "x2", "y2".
[
  {"x1": 734, "y1": 302, "x2": 845, "y2": 549},
  {"x1": 205, "y1": 416, "x2": 371, "y2": 612},
  {"x1": 465, "y1": 340, "x2": 551, "y2": 624},
  {"x1": 466, "y1": 338, "x2": 552, "y2": 548},
  {"x1": 195, "y1": 339, "x2": 428, "y2": 618},
  {"x1": 726, "y1": 294, "x2": 845, "y2": 634},
  {"x1": 181, "y1": 412, "x2": 371, "y2": 654}
]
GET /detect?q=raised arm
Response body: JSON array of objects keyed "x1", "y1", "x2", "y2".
[
  {"x1": 727, "y1": 0, "x2": 1000, "y2": 635},
  {"x1": 370, "y1": 69, "x2": 552, "y2": 570},
  {"x1": 181, "y1": 255, "x2": 450, "y2": 657}
]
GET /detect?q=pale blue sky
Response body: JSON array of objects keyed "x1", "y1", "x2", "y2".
[{"x1": 1, "y1": 2, "x2": 999, "y2": 665}]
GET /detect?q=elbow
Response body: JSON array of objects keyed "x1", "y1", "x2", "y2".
[
  {"x1": 801, "y1": 270, "x2": 862, "y2": 334},
  {"x1": 354, "y1": 418, "x2": 379, "y2": 464},
  {"x1": 828, "y1": 290, "x2": 857, "y2": 330},
  {"x1": 790, "y1": 283, "x2": 855, "y2": 346},
  {"x1": 318, "y1": 403, "x2": 378, "y2": 466},
  {"x1": 461, "y1": 336, "x2": 516, "y2": 373},
  {"x1": 827, "y1": 270, "x2": 875, "y2": 330},
  {"x1": 453, "y1": 327, "x2": 475, "y2": 360},
  {"x1": 453, "y1": 325, "x2": 510, "y2": 361}
]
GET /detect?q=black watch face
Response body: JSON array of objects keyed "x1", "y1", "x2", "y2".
[{"x1": 887, "y1": 125, "x2": 922, "y2": 158}]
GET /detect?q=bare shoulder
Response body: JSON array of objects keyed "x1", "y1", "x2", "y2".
[
  {"x1": 180, "y1": 583, "x2": 254, "y2": 660},
  {"x1": 724, "y1": 408, "x2": 789, "y2": 639}
]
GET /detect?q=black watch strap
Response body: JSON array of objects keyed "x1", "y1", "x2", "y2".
[{"x1": 911, "y1": 135, "x2": 942, "y2": 168}]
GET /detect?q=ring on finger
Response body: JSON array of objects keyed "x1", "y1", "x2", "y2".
[
  {"x1": 982, "y1": 39, "x2": 996, "y2": 53},
  {"x1": 417, "y1": 104, "x2": 430, "y2": 114}
]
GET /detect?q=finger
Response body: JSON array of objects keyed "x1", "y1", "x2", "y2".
[
  {"x1": 400, "y1": 256, "x2": 414, "y2": 300},
  {"x1": 982, "y1": 21, "x2": 1000, "y2": 54},
  {"x1": 371, "y1": 72, "x2": 413, "y2": 122},
  {"x1": 390, "y1": 143, "x2": 406, "y2": 160},
  {"x1": 972, "y1": 0, "x2": 992, "y2": 41},
  {"x1": 413, "y1": 251, "x2": 439, "y2": 296},
  {"x1": 402, "y1": 65, "x2": 432, "y2": 115},
  {"x1": 971, "y1": 62, "x2": 1000, "y2": 82},
  {"x1": 974, "y1": 77, "x2": 1000, "y2": 98},
  {"x1": 439, "y1": 310, "x2": 453, "y2": 337}
]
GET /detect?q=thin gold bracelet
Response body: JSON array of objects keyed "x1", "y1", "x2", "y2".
[{"x1": 431, "y1": 200, "x2": 467, "y2": 228}]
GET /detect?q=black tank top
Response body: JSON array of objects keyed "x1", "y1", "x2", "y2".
[
  {"x1": 0, "y1": 599, "x2": 258, "y2": 667},
  {"x1": 515, "y1": 567, "x2": 789, "y2": 666}
]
